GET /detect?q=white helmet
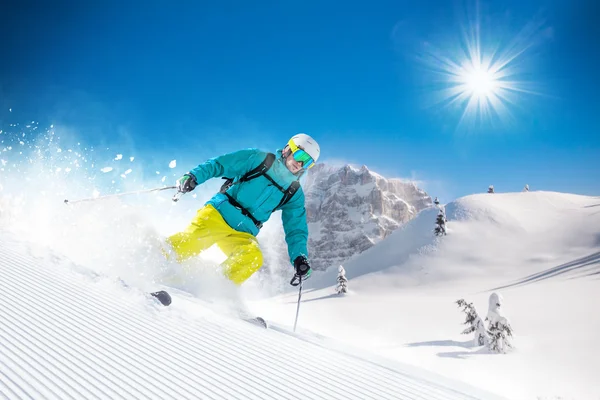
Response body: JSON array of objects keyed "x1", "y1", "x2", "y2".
[{"x1": 288, "y1": 133, "x2": 320, "y2": 168}]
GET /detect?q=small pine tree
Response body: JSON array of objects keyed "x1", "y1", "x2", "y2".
[
  {"x1": 434, "y1": 210, "x2": 447, "y2": 236},
  {"x1": 488, "y1": 185, "x2": 495, "y2": 193},
  {"x1": 456, "y1": 299, "x2": 488, "y2": 346},
  {"x1": 523, "y1": 184, "x2": 529, "y2": 192},
  {"x1": 486, "y1": 292, "x2": 514, "y2": 353},
  {"x1": 488, "y1": 320, "x2": 514, "y2": 353},
  {"x1": 335, "y1": 265, "x2": 348, "y2": 294},
  {"x1": 434, "y1": 197, "x2": 440, "y2": 206}
]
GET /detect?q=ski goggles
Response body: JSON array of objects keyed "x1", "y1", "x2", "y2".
[{"x1": 288, "y1": 139, "x2": 315, "y2": 169}]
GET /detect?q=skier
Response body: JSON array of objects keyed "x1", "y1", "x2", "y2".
[{"x1": 164, "y1": 133, "x2": 320, "y2": 287}]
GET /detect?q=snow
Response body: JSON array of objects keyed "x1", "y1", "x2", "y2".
[
  {"x1": 114, "y1": 154, "x2": 123, "y2": 161},
  {"x1": 250, "y1": 191, "x2": 600, "y2": 400},
  {"x1": 0, "y1": 125, "x2": 598, "y2": 399},
  {"x1": 100, "y1": 167, "x2": 113, "y2": 173},
  {"x1": 0, "y1": 233, "x2": 500, "y2": 399},
  {"x1": 351, "y1": 181, "x2": 375, "y2": 197}
]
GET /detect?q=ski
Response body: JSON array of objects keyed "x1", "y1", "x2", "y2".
[
  {"x1": 149, "y1": 290, "x2": 266, "y2": 329},
  {"x1": 245, "y1": 316, "x2": 268, "y2": 329},
  {"x1": 150, "y1": 290, "x2": 172, "y2": 306}
]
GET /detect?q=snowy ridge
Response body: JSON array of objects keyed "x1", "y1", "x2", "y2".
[
  {"x1": 257, "y1": 191, "x2": 599, "y2": 399},
  {"x1": 308, "y1": 191, "x2": 600, "y2": 288},
  {"x1": 0, "y1": 234, "x2": 502, "y2": 399}
]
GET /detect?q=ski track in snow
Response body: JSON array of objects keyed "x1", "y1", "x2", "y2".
[{"x1": 0, "y1": 236, "x2": 504, "y2": 400}]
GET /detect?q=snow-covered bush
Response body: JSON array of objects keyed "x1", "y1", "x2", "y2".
[
  {"x1": 456, "y1": 299, "x2": 488, "y2": 346},
  {"x1": 523, "y1": 184, "x2": 529, "y2": 192},
  {"x1": 488, "y1": 185, "x2": 495, "y2": 193},
  {"x1": 335, "y1": 265, "x2": 348, "y2": 295},
  {"x1": 486, "y1": 292, "x2": 514, "y2": 353},
  {"x1": 434, "y1": 210, "x2": 447, "y2": 236}
]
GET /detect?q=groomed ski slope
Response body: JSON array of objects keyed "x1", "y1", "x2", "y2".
[{"x1": 0, "y1": 234, "x2": 504, "y2": 400}]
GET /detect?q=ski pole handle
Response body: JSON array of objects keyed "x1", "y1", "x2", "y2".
[{"x1": 290, "y1": 274, "x2": 301, "y2": 286}]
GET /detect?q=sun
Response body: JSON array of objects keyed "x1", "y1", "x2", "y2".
[
  {"x1": 417, "y1": 6, "x2": 548, "y2": 130},
  {"x1": 464, "y1": 65, "x2": 497, "y2": 97}
]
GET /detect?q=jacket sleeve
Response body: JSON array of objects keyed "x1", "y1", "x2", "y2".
[
  {"x1": 188, "y1": 148, "x2": 264, "y2": 185},
  {"x1": 280, "y1": 188, "x2": 309, "y2": 266}
]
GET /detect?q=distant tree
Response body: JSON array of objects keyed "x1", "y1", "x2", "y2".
[
  {"x1": 486, "y1": 292, "x2": 514, "y2": 353},
  {"x1": 456, "y1": 299, "x2": 488, "y2": 346},
  {"x1": 523, "y1": 184, "x2": 529, "y2": 192},
  {"x1": 434, "y1": 197, "x2": 440, "y2": 206},
  {"x1": 434, "y1": 210, "x2": 447, "y2": 236},
  {"x1": 335, "y1": 265, "x2": 348, "y2": 295},
  {"x1": 488, "y1": 185, "x2": 495, "y2": 194}
]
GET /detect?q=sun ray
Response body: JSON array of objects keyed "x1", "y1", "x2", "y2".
[{"x1": 418, "y1": 4, "x2": 549, "y2": 131}]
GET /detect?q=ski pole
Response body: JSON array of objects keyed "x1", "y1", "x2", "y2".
[
  {"x1": 64, "y1": 186, "x2": 177, "y2": 205},
  {"x1": 291, "y1": 275, "x2": 304, "y2": 332}
]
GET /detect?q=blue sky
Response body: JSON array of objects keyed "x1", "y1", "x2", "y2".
[{"x1": 1, "y1": 0, "x2": 598, "y2": 201}]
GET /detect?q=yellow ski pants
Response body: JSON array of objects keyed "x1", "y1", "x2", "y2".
[{"x1": 165, "y1": 204, "x2": 263, "y2": 284}]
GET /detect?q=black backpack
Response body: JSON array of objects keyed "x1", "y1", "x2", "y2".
[{"x1": 220, "y1": 153, "x2": 300, "y2": 229}]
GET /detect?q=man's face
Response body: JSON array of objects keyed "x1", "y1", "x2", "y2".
[{"x1": 283, "y1": 146, "x2": 304, "y2": 174}]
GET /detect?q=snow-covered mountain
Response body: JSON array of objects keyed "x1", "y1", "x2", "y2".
[
  {"x1": 311, "y1": 190, "x2": 599, "y2": 287},
  {"x1": 253, "y1": 191, "x2": 600, "y2": 400},
  {"x1": 302, "y1": 163, "x2": 432, "y2": 270}
]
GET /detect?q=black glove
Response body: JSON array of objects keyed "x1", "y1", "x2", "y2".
[
  {"x1": 176, "y1": 173, "x2": 197, "y2": 193},
  {"x1": 293, "y1": 256, "x2": 312, "y2": 278}
]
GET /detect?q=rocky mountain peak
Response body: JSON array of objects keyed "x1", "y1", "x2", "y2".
[
  {"x1": 261, "y1": 163, "x2": 432, "y2": 274},
  {"x1": 300, "y1": 163, "x2": 432, "y2": 270}
]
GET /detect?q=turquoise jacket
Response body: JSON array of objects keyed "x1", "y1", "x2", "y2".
[{"x1": 189, "y1": 148, "x2": 309, "y2": 265}]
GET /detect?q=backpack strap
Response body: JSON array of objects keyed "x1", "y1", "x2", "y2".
[
  {"x1": 273, "y1": 180, "x2": 300, "y2": 211},
  {"x1": 220, "y1": 152, "x2": 276, "y2": 193},
  {"x1": 240, "y1": 153, "x2": 275, "y2": 182},
  {"x1": 219, "y1": 152, "x2": 301, "y2": 227},
  {"x1": 260, "y1": 164, "x2": 300, "y2": 210},
  {"x1": 223, "y1": 192, "x2": 264, "y2": 229}
]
